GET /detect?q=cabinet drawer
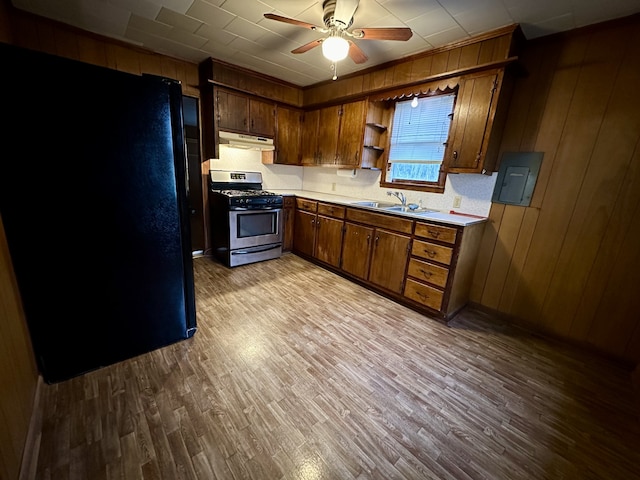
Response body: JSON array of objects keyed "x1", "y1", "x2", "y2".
[
  {"x1": 412, "y1": 240, "x2": 453, "y2": 265},
  {"x1": 414, "y1": 222, "x2": 457, "y2": 245},
  {"x1": 283, "y1": 196, "x2": 295, "y2": 207},
  {"x1": 407, "y1": 258, "x2": 449, "y2": 288},
  {"x1": 345, "y1": 208, "x2": 413, "y2": 234},
  {"x1": 404, "y1": 278, "x2": 444, "y2": 311},
  {"x1": 296, "y1": 198, "x2": 317, "y2": 212},
  {"x1": 318, "y1": 202, "x2": 345, "y2": 219}
]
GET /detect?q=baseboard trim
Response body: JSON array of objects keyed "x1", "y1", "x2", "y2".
[{"x1": 19, "y1": 375, "x2": 44, "y2": 480}]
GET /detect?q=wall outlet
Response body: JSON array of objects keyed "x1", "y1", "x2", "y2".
[
  {"x1": 331, "y1": 182, "x2": 336, "y2": 191},
  {"x1": 453, "y1": 195, "x2": 462, "y2": 208}
]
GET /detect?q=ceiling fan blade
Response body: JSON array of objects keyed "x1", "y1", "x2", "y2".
[
  {"x1": 263, "y1": 13, "x2": 322, "y2": 31},
  {"x1": 291, "y1": 39, "x2": 323, "y2": 54},
  {"x1": 352, "y1": 27, "x2": 413, "y2": 41},
  {"x1": 333, "y1": 0, "x2": 359, "y2": 27},
  {"x1": 348, "y1": 41, "x2": 368, "y2": 64}
]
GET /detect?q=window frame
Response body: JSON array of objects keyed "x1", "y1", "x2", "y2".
[{"x1": 380, "y1": 87, "x2": 458, "y2": 193}]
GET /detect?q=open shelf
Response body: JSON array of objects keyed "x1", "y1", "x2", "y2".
[{"x1": 366, "y1": 122, "x2": 387, "y2": 131}]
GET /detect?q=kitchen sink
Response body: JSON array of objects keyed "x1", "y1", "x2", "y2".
[
  {"x1": 351, "y1": 201, "x2": 439, "y2": 215},
  {"x1": 383, "y1": 205, "x2": 409, "y2": 212},
  {"x1": 351, "y1": 201, "x2": 396, "y2": 208},
  {"x1": 383, "y1": 205, "x2": 439, "y2": 214}
]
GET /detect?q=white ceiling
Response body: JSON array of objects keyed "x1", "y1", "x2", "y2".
[{"x1": 10, "y1": 0, "x2": 640, "y2": 86}]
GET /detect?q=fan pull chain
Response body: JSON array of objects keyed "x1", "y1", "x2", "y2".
[{"x1": 331, "y1": 61, "x2": 338, "y2": 80}]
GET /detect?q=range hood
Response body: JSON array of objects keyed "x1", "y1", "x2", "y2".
[{"x1": 218, "y1": 130, "x2": 275, "y2": 151}]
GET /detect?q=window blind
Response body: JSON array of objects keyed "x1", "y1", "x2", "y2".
[{"x1": 389, "y1": 94, "x2": 455, "y2": 164}]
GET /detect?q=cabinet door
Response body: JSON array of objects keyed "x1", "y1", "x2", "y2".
[
  {"x1": 314, "y1": 215, "x2": 344, "y2": 267},
  {"x1": 300, "y1": 109, "x2": 320, "y2": 165},
  {"x1": 282, "y1": 198, "x2": 295, "y2": 251},
  {"x1": 447, "y1": 71, "x2": 499, "y2": 173},
  {"x1": 293, "y1": 210, "x2": 316, "y2": 256},
  {"x1": 341, "y1": 222, "x2": 373, "y2": 280},
  {"x1": 317, "y1": 105, "x2": 341, "y2": 164},
  {"x1": 369, "y1": 229, "x2": 411, "y2": 294},
  {"x1": 275, "y1": 106, "x2": 301, "y2": 165},
  {"x1": 336, "y1": 100, "x2": 366, "y2": 166},
  {"x1": 216, "y1": 90, "x2": 248, "y2": 132},
  {"x1": 249, "y1": 98, "x2": 275, "y2": 136}
]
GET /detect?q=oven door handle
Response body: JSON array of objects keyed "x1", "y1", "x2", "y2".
[
  {"x1": 232, "y1": 245, "x2": 281, "y2": 255},
  {"x1": 229, "y1": 206, "x2": 281, "y2": 211}
]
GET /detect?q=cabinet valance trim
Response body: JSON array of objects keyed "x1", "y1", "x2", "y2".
[
  {"x1": 370, "y1": 83, "x2": 459, "y2": 102},
  {"x1": 307, "y1": 57, "x2": 519, "y2": 109}
]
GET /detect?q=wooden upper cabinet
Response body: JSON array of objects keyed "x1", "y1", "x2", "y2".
[
  {"x1": 301, "y1": 101, "x2": 366, "y2": 167},
  {"x1": 361, "y1": 100, "x2": 391, "y2": 169},
  {"x1": 446, "y1": 69, "x2": 511, "y2": 174},
  {"x1": 317, "y1": 105, "x2": 341, "y2": 164},
  {"x1": 216, "y1": 90, "x2": 248, "y2": 132},
  {"x1": 275, "y1": 105, "x2": 301, "y2": 165},
  {"x1": 216, "y1": 88, "x2": 275, "y2": 137},
  {"x1": 300, "y1": 109, "x2": 320, "y2": 165},
  {"x1": 336, "y1": 100, "x2": 366, "y2": 167},
  {"x1": 249, "y1": 98, "x2": 276, "y2": 136}
]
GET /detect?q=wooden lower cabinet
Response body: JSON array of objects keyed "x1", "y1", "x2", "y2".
[
  {"x1": 368, "y1": 229, "x2": 411, "y2": 294},
  {"x1": 282, "y1": 196, "x2": 295, "y2": 251},
  {"x1": 293, "y1": 199, "x2": 344, "y2": 267},
  {"x1": 404, "y1": 278, "x2": 444, "y2": 311},
  {"x1": 341, "y1": 223, "x2": 373, "y2": 280},
  {"x1": 293, "y1": 197, "x2": 485, "y2": 321},
  {"x1": 404, "y1": 220, "x2": 484, "y2": 319},
  {"x1": 293, "y1": 209, "x2": 316, "y2": 256},
  {"x1": 341, "y1": 223, "x2": 410, "y2": 294},
  {"x1": 406, "y1": 258, "x2": 449, "y2": 288},
  {"x1": 315, "y1": 215, "x2": 344, "y2": 267}
]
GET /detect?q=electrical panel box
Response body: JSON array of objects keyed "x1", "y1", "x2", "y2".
[{"x1": 492, "y1": 152, "x2": 544, "y2": 206}]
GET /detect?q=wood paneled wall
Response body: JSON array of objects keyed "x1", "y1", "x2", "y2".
[
  {"x1": 0, "y1": 220, "x2": 38, "y2": 480},
  {"x1": 470, "y1": 14, "x2": 640, "y2": 366},
  {"x1": 4, "y1": 5, "x2": 200, "y2": 97},
  {"x1": 0, "y1": 3, "x2": 201, "y2": 479},
  {"x1": 303, "y1": 24, "x2": 522, "y2": 106}
]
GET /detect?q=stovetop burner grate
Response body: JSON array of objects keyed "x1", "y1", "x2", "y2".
[{"x1": 213, "y1": 189, "x2": 280, "y2": 198}]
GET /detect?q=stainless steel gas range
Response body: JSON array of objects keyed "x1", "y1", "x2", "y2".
[{"x1": 208, "y1": 170, "x2": 283, "y2": 267}]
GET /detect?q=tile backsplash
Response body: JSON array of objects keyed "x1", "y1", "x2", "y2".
[{"x1": 213, "y1": 147, "x2": 497, "y2": 217}]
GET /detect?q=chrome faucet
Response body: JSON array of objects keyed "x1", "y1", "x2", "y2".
[{"x1": 387, "y1": 190, "x2": 407, "y2": 205}]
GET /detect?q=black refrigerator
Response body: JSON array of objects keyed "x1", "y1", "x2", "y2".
[{"x1": 0, "y1": 43, "x2": 197, "y2": 383}]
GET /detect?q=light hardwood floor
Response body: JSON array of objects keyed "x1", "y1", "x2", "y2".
[{"x1": 29, "y1": 253, "x2": 640, "y2": 479}]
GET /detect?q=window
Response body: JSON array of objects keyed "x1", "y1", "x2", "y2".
[{"x1": 382, "y1": 92, "x2": 456, "y2": 192}]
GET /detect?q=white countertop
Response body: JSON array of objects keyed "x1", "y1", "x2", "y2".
[{"x1": 270, "y1": 189, "x2": 487, "y2": 227}]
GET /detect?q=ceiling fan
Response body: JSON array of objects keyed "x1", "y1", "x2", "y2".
[{"x1": 264, "y1": 0, "x2": 413, "y2": 76}]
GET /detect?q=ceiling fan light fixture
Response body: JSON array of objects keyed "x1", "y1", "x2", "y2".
[{"x1": 322, "y1": 35, "x2": 349, "y2": 62}]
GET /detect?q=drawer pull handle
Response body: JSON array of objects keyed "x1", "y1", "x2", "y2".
[
  {"x1": 428, "y1": 229, "x2": 440, "y2": 238},
  {"x1": 417, "y1": 291, "x2": 429, "y2": 300},
  {"x1": 419, "y1": 268, "x2": 432, "y2": 279},
  {"x1": 423, "y1": 249, "x2": 437, "y2": 258}
]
